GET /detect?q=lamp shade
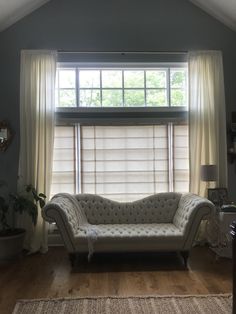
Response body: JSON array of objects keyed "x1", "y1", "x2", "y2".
[{"x1": 200, "y1": 165, "x2": 217, "y2": 182}]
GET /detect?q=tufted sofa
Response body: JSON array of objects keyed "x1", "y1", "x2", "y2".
[{"x1": 42, "y1": 192, "x2": 214, "y2": 266}]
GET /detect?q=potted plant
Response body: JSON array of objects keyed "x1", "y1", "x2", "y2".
[{"x1": 0, "y1": 182, "x2": 46, "y2": 260}]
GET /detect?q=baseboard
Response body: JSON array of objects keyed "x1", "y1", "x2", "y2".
[
  {"x1": 48, "y1": 233, "x2": 63, "y2": 247},
  {"x1": 210, "y1": 246, "x2": 232, "y2": 258}
]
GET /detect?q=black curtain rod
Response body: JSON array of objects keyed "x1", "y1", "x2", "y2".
[{"x1": 57, "y1": 50, "x2": 188, "y2": 55}]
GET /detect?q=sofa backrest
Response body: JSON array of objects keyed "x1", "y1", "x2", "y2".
[{"x1": 75, "y1": 193, "x2": 181, "y2": 224}]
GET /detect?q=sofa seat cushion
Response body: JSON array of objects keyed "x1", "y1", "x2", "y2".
[
  {"x1": 75, "y1": 223, "x2": 183, "y2": 239},
  {"x1": 73, "y1": 223, "x2": 184, "y2": 252}
]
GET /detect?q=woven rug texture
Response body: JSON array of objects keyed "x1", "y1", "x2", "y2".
[{"x1": 12, "y1": 295, "x2": 232, "y2": 314}]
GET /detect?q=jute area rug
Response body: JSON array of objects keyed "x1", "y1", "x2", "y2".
[{"x1": 13, "y1": 294, "x2": 232, "y2": 314}]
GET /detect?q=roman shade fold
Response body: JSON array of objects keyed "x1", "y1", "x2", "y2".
[{"x1": 80, "y1": 124, "x2": 189, "y2": 201}]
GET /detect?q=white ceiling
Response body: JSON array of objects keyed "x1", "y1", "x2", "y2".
[
  {"x1": 190, "y1": 0, "x2": 236, "y2": 31},
  {"x1": 0, "y1": 0, "x2": 49, "y2": 32},
  {"x1": 0, "y1": 0, "x2": 235, "y2": 32}
]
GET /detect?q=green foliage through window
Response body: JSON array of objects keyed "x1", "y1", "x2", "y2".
[{"x1": 56, "y1": 66, "x2": 188, "y2": 108}]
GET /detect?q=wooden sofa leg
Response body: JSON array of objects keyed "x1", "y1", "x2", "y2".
[
  {"x1": 180, "y1": 251, "x2": 189, "y2": 268},
  {"x1": 69, "y1": 253, "x2": 76, "y2": 267}
]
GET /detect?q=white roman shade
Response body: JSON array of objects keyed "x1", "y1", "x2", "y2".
[
  {"x1": 51, "y1": 126, "x2": 77, "y2": 197},
  {"x1": 80, "y1": 124, "x2": 189, "y2": 201}
]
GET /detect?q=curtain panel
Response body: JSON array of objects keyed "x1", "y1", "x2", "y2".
[
  {"x1": 188, "y1": 51, "x2": 227, "y2": 197},
  {"x1": 19, "y1": 50, "x2": 57, "y2": 253}
]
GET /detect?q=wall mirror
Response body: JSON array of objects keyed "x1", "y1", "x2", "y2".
[{"x1": 0, "y1": 121, "x2": 13, "y2": 152}]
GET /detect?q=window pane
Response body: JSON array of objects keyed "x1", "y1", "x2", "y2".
[
  {"x1": 80, "y1": 89, "x2": 101, "y2": 107},
  {"x1": 124, "y1": 90, "x2": 145, "y2": 107},
  {"x1": 59, "y1": 69, "x2": 76, "y2": 88},
  {"x1": 79, "y1": 70, "x2": 100, "y2": 88},
  {"x1": 59, "y1": 89, "x2": 76, "y2": 107},
  {"x1": 146, "y1": 90, "x2": 167, "y2": 106},
  {"x1": 124, "y1": 71, "x2": 144, "y2": 88},
  {"x1": 171, "y1": 89, "x2": 186, "y2": 106},
  {"x1": 102, "y1": 70, "x2": 122, "y2": 88},
  {"x1": 102, "y1": 90, "x2": 123, "y2": 107},
  {"x1": 170, "y1": 69, "x2": 186, "y2": 88},
  {"x1": 55, "y1": 71, "x2": 59, "y2": 89},
  {"x1": 146, "y1": 71, "x2": 166, "y2": 88},
  {"x1": 55, "y1": 89, "x2": 59, "y2": 106}
]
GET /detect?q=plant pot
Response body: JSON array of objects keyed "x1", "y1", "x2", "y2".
[{"x1": 0, "y1": 228, "x2": 26, "y2": 261}]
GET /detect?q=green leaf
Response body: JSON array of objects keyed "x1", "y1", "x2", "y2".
[
  {"x1": 39, "y1": 199, "x2": 45, "y2": 209},
  {"x1": 25, "y1": 184, "x2": 33, "y2": 192},
  {"x1": 6, "y1": 183, "x2": 47, "y2": 227}
]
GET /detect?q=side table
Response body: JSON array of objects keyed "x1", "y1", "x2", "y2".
[
  {"x1": 230, "y1": 221, "x2": 236, "y2": 314},
  {"x1": 208, "y1": 211, "x2": 236, "y2": 258}
]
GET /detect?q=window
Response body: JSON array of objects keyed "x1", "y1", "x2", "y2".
[
  {"x1": 52, "y1": 63, "x2": 189, "y2": 201},
  {"x1": 55, "y1": 66, "x2": 188, "y2": 108}
]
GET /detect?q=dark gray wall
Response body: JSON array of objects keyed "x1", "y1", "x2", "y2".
[{"x1": 0, "y1": 0, "x2": 236, "y2": 198}]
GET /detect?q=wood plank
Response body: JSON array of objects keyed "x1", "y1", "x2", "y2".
[{"x1": 0, "y1": 247, "x2": 232, "y2": 314}]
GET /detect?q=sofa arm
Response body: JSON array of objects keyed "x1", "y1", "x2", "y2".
[
  {"x1": 173, "y1": 193, "x2": 215, "y2": 249},
  {"x1": 42, "y1": 193, "x2": 88, "y2": 252}
]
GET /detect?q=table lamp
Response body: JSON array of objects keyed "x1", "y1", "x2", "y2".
[{"x1": 200, "y1": 164, "x2": 217, "y2": 189}]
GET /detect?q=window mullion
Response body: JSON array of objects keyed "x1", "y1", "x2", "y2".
[
  {"x1": 94, "y1": 126, "x2": 97, "y2": 194},
  {"x1": 76, "y1": 68, "x2": 80, "y2": 107},
  {"x1": 57, "y1": 69, "x2": 61, "y2": 107},
  {"x1": 77, "y1": 124, "x2": 81, "y2": 193},
  {"x1": 168, "y1": 123, "x2": 174, "y2": 192},
  {"x1": 122, "y1": 70, "x2": 125, "y2": 107},
  {"x1": 144, "y1": 70, "x2": 147, "y2": 107},
  {"x1": 100, "y1": 70, "x2": 102, "y2": 107},
  {"x1": 167, "y1": 68, "x2": 171, "y2": 107},
  {"x1": 56, "y1": 70, "x2": 59, "y2": 107},
  {"x1": 153, "y1": 125, "x2": 156, "y2": 194}
]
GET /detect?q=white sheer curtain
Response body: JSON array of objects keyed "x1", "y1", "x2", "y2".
[
  {"x1": 19, "y1": 50, "x2": 57, "y2": 253},
  {"x1": 188, "y1": 51, "x2": 227, "y2": 197}
]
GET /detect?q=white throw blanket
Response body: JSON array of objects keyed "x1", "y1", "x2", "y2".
[{"x1": 52, "y1": 193, "x2": 99, "y2": 261}]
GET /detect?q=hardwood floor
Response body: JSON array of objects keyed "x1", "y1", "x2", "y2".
[{"x1": 0, "y1": 246, "x2": 232, "y2": 314}]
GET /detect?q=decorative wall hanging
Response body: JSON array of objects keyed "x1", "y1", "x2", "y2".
[{"x1": 0, "y1": 121, "x2": 14, "y2": 152}]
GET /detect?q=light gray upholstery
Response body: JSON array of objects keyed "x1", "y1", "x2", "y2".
[
  {"x1": 42, "y1": 192, "x2": 214, "y2": 256},
  {"x1": 76, "y1": 193, "x2": 181, "y2": 224}
]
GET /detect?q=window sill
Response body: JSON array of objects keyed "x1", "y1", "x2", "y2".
[{"x1": 56, "y1": 107, "x2": 188, "y2": 125}]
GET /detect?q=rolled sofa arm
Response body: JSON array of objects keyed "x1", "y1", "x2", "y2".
[
  {"x1": 42, "y1": 193, "x2": 88, "y2": 252},
  {"x1": 173, "y1": 193, "x2": 215, "y2": 250}
]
